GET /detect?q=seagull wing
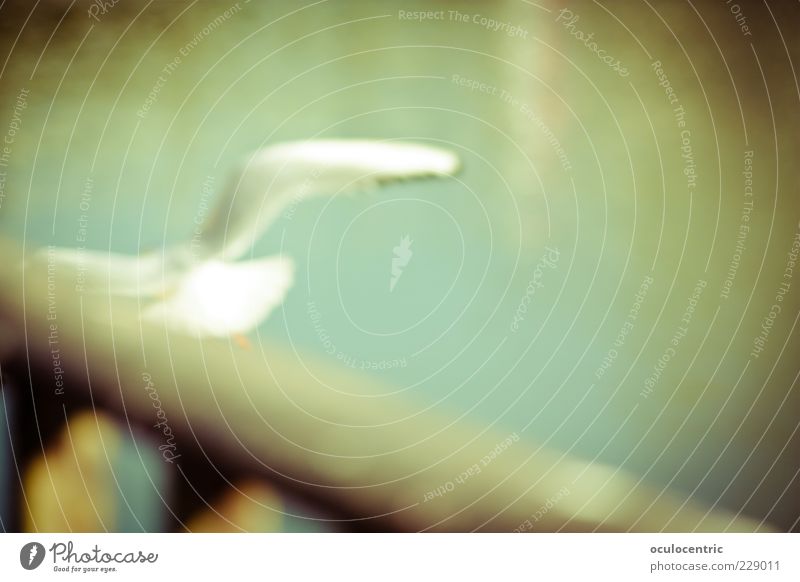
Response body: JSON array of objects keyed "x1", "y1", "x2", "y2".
[
  {"x1": 37, "y1": 247, "x2": 170, "y2": 297},
  {"x1": 192, "y1": 139, "x2": 460, "y2": 261}
]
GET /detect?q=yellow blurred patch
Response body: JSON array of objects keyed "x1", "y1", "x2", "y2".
[
  {"x1": 185, "y1": 480, "x2": 284, "y2": 532},
  {"x1": 22, "y1": 411, "x2": 123, "y2": 532}
]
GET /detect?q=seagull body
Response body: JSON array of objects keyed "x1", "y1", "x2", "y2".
[
  {"x1": 140, "y1": 257, "x2": 294, "y2": 337},
  {"x1": 42, "y1": 140, "x2": 459, "y2": 337}
]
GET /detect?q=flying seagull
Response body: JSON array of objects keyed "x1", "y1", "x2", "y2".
[{"x1": 42, "y1": 140, "x2": 460, "y2": 338}]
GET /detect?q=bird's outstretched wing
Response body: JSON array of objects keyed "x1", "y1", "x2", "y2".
[
  {"x1": 36, "y1": 247, "x2": 170, "y2": 297},
  {"x1": 192, "y1": 139, "x2": 460, "y2": 261}
]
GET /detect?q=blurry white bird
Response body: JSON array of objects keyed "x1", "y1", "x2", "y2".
[{"x1": 43, "y1": 139, "x2": 460, "y2": 338}]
